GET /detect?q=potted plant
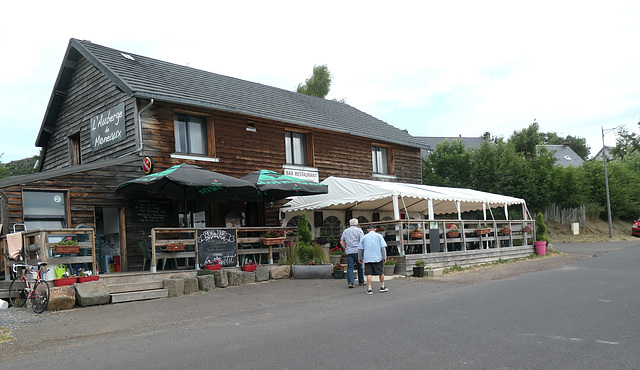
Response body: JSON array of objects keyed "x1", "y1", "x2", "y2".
[
  {"x1": 410, "y1": 228, "x2": 424, "y2": 239},
  {"x1": 333, "y1": 263, "x2": 345, "y2": 279},
  {"x1": 241, "y1": 260, "x2": 257, "y2": 272},
  {"x1": 446, "y1": 224, "x2": 460, "y2": 238},
  {"x1": 501, "y1": 225, "x2": 511, "y2": 235},
  {"x1": 383, "y1": 258, "x2": 396, "y2": 275},
  {"x1": 203, "y1": 258, "x2": 222, "y2": 271},
  {"x1": 289, "y1": 212, "x2": 333, "y2": 279},
  {"x1": 329, "y1": 245, "x2": 344, "y2": 265},
  {"x1": 522, "y1": 224, "x2": 532, "y2": 233},
  {"x1": 262, "y1": 229, "x2": 286, "y2": 245},
  {"x1": 55, "y1": 237, "x2": 80, "y2": 254},
  {"x1": 534, "y1": 212, "x2": 548, "y2": 255},
  {"x1": 77, "y1": 269, "x2": 99, "y2": 283},
  {"x1": 413, "y1": 260, "x2": 425, "y2": 277},
  {"x1": 53, "y1": 271, "x2": 78, "y2": 286}
]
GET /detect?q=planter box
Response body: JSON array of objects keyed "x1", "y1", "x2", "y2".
[
  {"x1": 333, "y1": 269, "x2": 345, "y2": 279},
  {"x1": 446, "y1": 231, "x2": 460, "y2": 238},
  {"x1": 501, "y1": 229, "x2": 511, "y2": 235},
  {"x1": 291, "y1": 264, "x2": 333, "y2": 279},
  {"x1": 475, "y1": 228, "x2": 491, "y2": 235},
  {"x1": 262, "y1": 237, "x2": 286, "y2": 245},
  {"x1": 204, "y1": 264, "x2": 222, "y2": 271},
  {"x1": 410, "y1": 231, "x2": 424, "y2": 239},
  {"x1": 78, "y1": 275, "x2": 99, "y2": 283},
  {"x1": 165, "y1": 244, "x2": 185, "y2": 252},
  {"x1": 242, "y1": 264, "x2": 257, "y2": 272},
  {"x1": 54, "y1": 277, "x2": 78, "y2": 286},
  {"x1": 56, "y1": 245, "x2": 80, "y2": 254}
]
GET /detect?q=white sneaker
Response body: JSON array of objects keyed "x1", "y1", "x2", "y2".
[
  {"x1": 380, "y1": 286, "x2": 389, "y2": 293},
  {"x1": 366, "y1": 289, "x2": 373, "y2": 295}
]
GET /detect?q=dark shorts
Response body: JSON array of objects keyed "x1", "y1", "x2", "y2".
[{"x1": 364, "y1": 261, "x2": 384, "y2": 276}]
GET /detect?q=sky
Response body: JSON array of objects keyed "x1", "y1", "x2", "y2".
[{"x1": 2, "y1": 1, "x2": 640, "y2": 162}]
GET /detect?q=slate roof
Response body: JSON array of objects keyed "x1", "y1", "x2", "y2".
[
  {"x1": 541, "y1": 145, "x2": 584, "y2": 167},
  {"x1": 36, "y1": 38, "x2": 424, "y2": 150}
]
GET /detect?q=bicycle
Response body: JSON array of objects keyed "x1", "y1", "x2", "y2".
[{"x1": 8, "y1": 262, "x2": 50, "y2": 314}]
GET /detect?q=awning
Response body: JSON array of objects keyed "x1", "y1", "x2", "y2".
[{"x1": 280, "y1": 177, "x2": 527, "y2": 219}]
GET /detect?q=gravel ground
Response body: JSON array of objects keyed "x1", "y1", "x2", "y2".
[{"x1": 0, "y1": 305, "x2": 48, "y2": 341}]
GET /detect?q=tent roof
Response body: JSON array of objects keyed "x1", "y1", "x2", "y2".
[{"x1": 280, "y1": 177, "x2": 527, "y2": 216}]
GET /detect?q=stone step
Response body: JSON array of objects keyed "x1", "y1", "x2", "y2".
[
  {"x1": 0, "y1": 288, "x2": 8, "y2": 300},
  {"x1": 107, "y1": 281, "x2": 164, "y2": 294},
  {"x1": 110, "y1": 288, "x2": 168, "y2": 304}
]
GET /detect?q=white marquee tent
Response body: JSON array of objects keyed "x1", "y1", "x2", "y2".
[{"x1": 281, "y1": 177, "x2": 529, "y2": 220}]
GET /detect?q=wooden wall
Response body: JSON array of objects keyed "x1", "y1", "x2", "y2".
[
  {"x1": 40, "y1": 57, "x2": 137, "y2": 171},
  {"x1": 141, "y1": 102, "x2": 422, "y2": 183}
]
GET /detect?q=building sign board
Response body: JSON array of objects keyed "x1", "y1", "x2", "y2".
[
  {"x1": 90, "y1": 102, "x2": 126, "y2": 151},
  {"x1": 283, "y1": 168, "x2": 319, "y2": 183}
]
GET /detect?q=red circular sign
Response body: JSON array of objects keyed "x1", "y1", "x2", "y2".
[{"x1": 142, "y1": 157, "x2": 154, "y2": 175}]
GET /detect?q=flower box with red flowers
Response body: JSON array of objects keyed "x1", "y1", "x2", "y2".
[{"x1": 241, "y1": 263, "x2": 257, "y2": 272}]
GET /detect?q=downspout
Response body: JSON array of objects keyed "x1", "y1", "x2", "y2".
[{"x1": 119, "y1": 98, "x2": 154, "y2": 158}]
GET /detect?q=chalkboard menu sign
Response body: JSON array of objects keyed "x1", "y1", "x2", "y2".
[
  {"x1": 133, "y1": 199, "x2": 172, "y2": 223},
  {"x1": 197, "y1": 228, "x2": 237, "y2": 267}
]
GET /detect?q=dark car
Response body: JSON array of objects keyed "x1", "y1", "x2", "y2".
[{"x1": 632, "y1": 219, "x2": 640, "y2": 236}]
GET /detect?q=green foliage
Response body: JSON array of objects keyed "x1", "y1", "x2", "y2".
[
  {"x1": 298, "y1": 211, "x2": 312, "y2": 244},
  {"x1": 422, "y1": 139, "x2": 472, "y2": 187},
  {"x1": 611, "y1": 126, "x2": 640, "y2": 159},
  {"x1": 535, "y1": 212, "x2": 549, "y2": 243},
  {"x1": 0, "y1": 153, "x2": 40, "y2": 179},
  {"x1": 415, "y1": 260, "x2": 425, "y2": 267},
  {"x1": 296, "y1": 65, "x2": 332, "y2": 98}
]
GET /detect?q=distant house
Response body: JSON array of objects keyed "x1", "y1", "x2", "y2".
[
  {"x1": 414, "y1": 132, "x2": 493, "y2": 159},
  {"x1": 540, "y1": 143, "x2": 584, "y2": 167},
  {"x1": 592, "y1": 146, "x2": 614, "y2": 162}
]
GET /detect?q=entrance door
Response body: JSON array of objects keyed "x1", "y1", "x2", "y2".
[{"x1": 95, "y1": 207, "x2": 125, "y2": 272}]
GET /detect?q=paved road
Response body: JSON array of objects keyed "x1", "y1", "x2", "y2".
[{"x1": 1, "y1": 241, "x2": 639, "y2": 369}]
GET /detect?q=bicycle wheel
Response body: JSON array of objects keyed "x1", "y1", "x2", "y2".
[
  {"x1": 31, "y1": 280, "x2": 49, "y2": 314},
  {"x1": 8, "y1": 279, "x2": 27, "y2": 307}
]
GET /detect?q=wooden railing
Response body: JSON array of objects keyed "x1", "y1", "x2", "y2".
[
  {"x1": 149, "y1": 227, "x2": 298, "y2": 273},
  {"x1": 2, "y1": 228, "x2": 97, "y2": 278},
  {"x1": 360, "y1": 219, "x2": 536, "y2": 256}
]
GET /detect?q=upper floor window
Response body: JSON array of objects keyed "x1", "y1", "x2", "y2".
[
  {"x1": 285, "y1": 131, "x2": 307, "y2": 166},
  {"x1": 174, "y1": 113, "x2": 207, "y2": 155},
  {"x1": 69, "y1": 133, "x2": 81, "y2": 166},
  {"x1": 372, "y1": 145, "x2": 389, "y2": 174}
]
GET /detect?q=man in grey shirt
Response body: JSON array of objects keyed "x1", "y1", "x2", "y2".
[{"x1": 340, "y1": 218, "x2": 365, "y2": 288}]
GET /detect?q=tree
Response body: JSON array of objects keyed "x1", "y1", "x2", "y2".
[
  {"x1": 510, "y1": 121, "x2": 541, "y2": 159},
  {"x1": 422, "y1": 139, "x2": 471, "y2": 187},
  {"x1": 611, "y1": 126, "x2": 640, "y2": 159},
  {"x1": 296, "y1": 65, "x2": 332, "y2": 98}
]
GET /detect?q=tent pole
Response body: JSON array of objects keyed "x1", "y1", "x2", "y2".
[
  {"x1": 392, "y1": 196, "x2": 400, "y2": 220},
  {"x1": 428, "y1": 199, "x2": 434, "y2": 220},
  {"x1": 456, "y1": 201, "x2": 461, "y2": 220}
]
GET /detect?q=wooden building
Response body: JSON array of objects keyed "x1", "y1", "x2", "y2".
[{"x1": 0, "y1": 38, "x2": 425, "y2": 272}]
